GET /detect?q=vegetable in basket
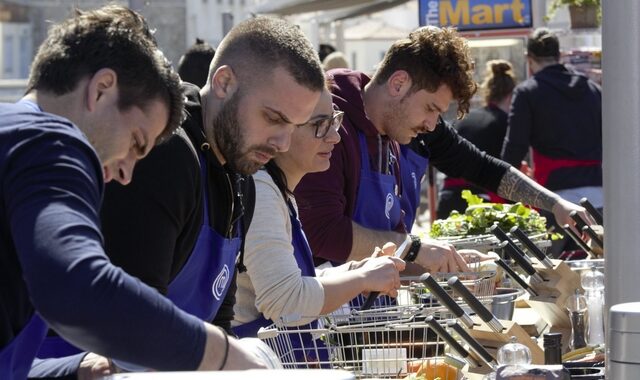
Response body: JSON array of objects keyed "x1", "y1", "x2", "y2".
[{"x1": 430, "y1": 190, "x2": 547, "y2": 238}]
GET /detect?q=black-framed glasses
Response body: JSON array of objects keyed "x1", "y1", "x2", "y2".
[{"x1": 305, "y1": 110, "x2": 344, "y2": 138}]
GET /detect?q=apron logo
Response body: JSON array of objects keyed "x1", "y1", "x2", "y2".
[
  {"x1": 411, "y1": 172, "x2": 418, "y2": 190},
  {"x1": 212, "y1": 264, "x2": 230, "y2": 301},
  {"x1": 384, "y1": 193, "x2": 394, "y2": 220}
]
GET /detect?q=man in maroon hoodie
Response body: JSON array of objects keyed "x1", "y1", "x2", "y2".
[{"x1": 295, "y1": 26, "x2": 592, "y2": 273}]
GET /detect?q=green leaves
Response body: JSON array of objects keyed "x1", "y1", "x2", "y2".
[{"x1": 430, "y1": 190, "x2": 548, "y2": 238}]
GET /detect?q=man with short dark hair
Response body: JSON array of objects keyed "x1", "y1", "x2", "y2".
[
  {"x1": 296, "y1": 26, "x2": 592, "y2": 273},
  {"x1": 501, "y1": 27, "x2": 602, "y2": 221},
  {"x1": 0, "y1": 5, "x2": 264, "y2": 380}
]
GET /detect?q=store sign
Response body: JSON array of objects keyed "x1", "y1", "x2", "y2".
[{"x1": 419, "y1": 0, "x2": 532, "y2": 31}]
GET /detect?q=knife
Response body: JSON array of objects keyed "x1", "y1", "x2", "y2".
[
  {"x1": 420, "y1": 273, "x2": 474, "y2": 329},
  {"x1": 448, "y1": 276, "x2": 504, "y2": 333},
  {"x1": 490, "y1": 224, "x2": 532, "y2": 263},
  {"x1": 494, "y1": 258, "x2": 538, "y2": 297},
  {"x1": 570, "y1": 211, "x2": 604, "y2": 249},
  {"x1": 425, "y1": 316, "x2": 480, "y2": 368},
  {"x1": 562, "y1": 224, "x2": 595, "y2": 255},
  {"x1": 510, "y1": 226, "x2": 554, "y2": 269},
  {"x1": 360, "y1": 235, "x2": 411, "y2": 310},
  {"x1": 491, "y1": 225, "x2": 544, "y2": 283},
  {"x1": 447, "y1": 320, "x2": 497, "y2": 369},
  {"x1": 580, "y1": 197, "x2": 604, "y2": 226}
]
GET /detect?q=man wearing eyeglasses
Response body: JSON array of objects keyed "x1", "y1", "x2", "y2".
[
  {"x1": 295, "y1": 26, "x2": 593, "y2": 274},
  {"x1": 35, "y1": 16, "x2": 326, "y2": 370}
]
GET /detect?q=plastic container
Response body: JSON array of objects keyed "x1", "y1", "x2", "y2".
[{"x1": 609, "y1": 302, "x2": 640, "y2": 379}]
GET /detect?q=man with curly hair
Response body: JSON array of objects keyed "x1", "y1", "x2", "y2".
[{"x1": 295, "y1": 26, "x2": 592, "y2": 273}]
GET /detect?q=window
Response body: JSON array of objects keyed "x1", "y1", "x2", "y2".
[
  {"x1": 4, "y1": 35, "x2": 14, "y2": 75},
  {"x1": 19, "y1": 34, "x2": 29, "y2": 78}
]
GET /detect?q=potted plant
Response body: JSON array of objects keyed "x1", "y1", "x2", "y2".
[{"x1": 545, "y1": 0, "x2": 601, "y2": 29}]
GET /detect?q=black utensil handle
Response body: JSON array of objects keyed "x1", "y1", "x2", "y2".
[
  {"x1": 580, "y1": 198, "x2": 604, "y2": 226},
  {"x1": 491, "y1": 224, "x2": 534, "y2": 265},
  {"x1": 570, "y1": 210, "x2": 588, "y2": 231},
  {"x1": 425, "y1": 316, "x2": 473, "y2": 361},
  {"x1": 581, "y1": 225, "x2": 604, "y2": 249},
  {"x1": 360, "y1": 292, "x2": 379, "y2": 310},
  {"x1": 503, "y1": 241, "x2": 537, "y2": 277},
  {"x1": 448, "y1": 320, "x2": 496, "y2": 365},
  {"x1": 419, "y1": 273, "x2": 466, "y2": 318},
  {"x1": 447, "y1": 277, "x2": 494, "y2": 323},
  {"x1": 510, "y1": 226, "x2": 547, "y2": 262},
  {"x1": 562, "y1": 224, "x2": 594, "y2": 254},
  {"x1": 495, "y1": 259, "x2": 538, "y2": 297}
]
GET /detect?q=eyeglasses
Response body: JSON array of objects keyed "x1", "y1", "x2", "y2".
[{"x1": 304, "y1": 110, "x2": 344, "y2": 138}]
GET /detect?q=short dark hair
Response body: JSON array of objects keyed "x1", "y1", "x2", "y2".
[
  {"x1": 26, "y1": 5, "x2": 184, "y2": 142},
  {"x1": 373, "y1": 27, "x2": 476, "y2": 118},
  {"x1": 527, "y1": 27, "x2": 560, "y2": 62},
  {"x1": 209, "y1": 16, "x2": 324, "y2": 93},
  {"x1": 178, "y1": 38, "x2": 216, "y2": 88}
]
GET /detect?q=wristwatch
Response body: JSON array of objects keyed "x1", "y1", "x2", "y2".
[{"x1": 404, "y1": 234, "x2": 421, "y2": 263}]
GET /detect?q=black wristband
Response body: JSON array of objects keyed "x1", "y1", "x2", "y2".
[
  {"x1": 404, "y1": 234, "x2": 421, "y2": 263},
  {"x1": 218, "y1": 326, "x2": 230, "y2": 370}
]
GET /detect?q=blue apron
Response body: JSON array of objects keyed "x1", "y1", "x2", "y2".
[
  {"x1": 37, "y1": 151, "x2": 241, "y2": 359},
  {"x1": 233, "y1": 200, "x2": 329, "y2": 367},
  {"x1": 0, "y1": 314, "x2": 48, "y2": 380},
  {"x1": 398, "y1": 145, "x2": 429, "y2": 230},
  {"x1": 350, "y1": 132, "x2": 406, "y2": 308}
]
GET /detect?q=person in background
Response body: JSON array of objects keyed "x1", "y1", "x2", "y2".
[
  {"x1": 232, "y1": 85, "x2": 404, "y2": 339},
  {"x1": 437, "y1": 59, "x2": 517, "y2": 219},
  {"x1": 501, "y1": 28, "x2": 602, "y2": 239},
  {"x1": 177, "y1": 38, "x2": 216, "y2": 88},
  {"x1": 323, "y1": 51, "x2": 350, "y2": 71},
  {"x1": 295, "y1": 26, "x2": 593, "y2": 276},
  {"x1": 318, "y1": 43, "x2": 336, "y2": 63},
  {"x1": 0, "y1": 5, "x2": 263, "y2": 380}
]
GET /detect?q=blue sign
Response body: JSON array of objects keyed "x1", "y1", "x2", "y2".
[{"x1": 419, "y1": 0, "x2": 532, "y2": 31}]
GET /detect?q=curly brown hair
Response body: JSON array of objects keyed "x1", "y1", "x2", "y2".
[
  {"x1": 481, "y1": 59, "x2": 516, "y2": 105},
  {"x1": 373, "y1": 26, "x2": 477, "y2": 118}
]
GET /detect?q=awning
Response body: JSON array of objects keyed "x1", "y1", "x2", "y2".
[{"x1": 255, "y1": 0, "x2": 374, "y2": 16}]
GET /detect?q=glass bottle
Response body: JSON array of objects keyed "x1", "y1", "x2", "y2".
[
  {"x1": 543, "y1": 332, "x2": 563, "y2": 364},
  {"x1": 581, "y1": 267, "x2": 605, "y2": 345},
  {"x1": 566, "y1": 289, "x2": 588, "y2": 350}
]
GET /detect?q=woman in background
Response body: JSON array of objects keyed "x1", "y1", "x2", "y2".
[
  {"x1": 437, "y1": 59, "x2": 517, "y2": 219},
  {"x1": 232, "y1": 86, "x2": 404, "y2": 340}
]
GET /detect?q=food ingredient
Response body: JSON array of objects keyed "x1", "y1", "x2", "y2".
[
  {"x1": 430, "y1": 190, "x2": 547, "y2": 238},
  {"x1": 404, "y1": 358, "x2": 458, "y2": 380}
]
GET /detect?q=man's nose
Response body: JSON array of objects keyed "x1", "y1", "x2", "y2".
[
  {"x1": 270, "y1": 127, "x2": 293, "y2": 153},
  {"x1": 114, "y1": 159, "x2": 136, "y2": 185}
]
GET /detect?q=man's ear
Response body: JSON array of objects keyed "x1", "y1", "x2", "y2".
[
  {"x1": 211, "y1": 65, "x2": 238, "y2": 100},
  {"x1": 387, "y1": 70, "x2": 412, "y2": 98},
  {"x1": 86, "y1": 68, "x2": 118, "y2": 112}
]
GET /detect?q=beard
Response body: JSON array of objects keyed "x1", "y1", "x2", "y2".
[{"x1": 211, "y1": 89, "x2": 276, "y2": 175}]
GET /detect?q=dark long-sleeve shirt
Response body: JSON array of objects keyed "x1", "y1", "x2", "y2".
[
  {"x1": 0, "y1": 102, "x2": 205, "y2": 371},
  {"x1": 295, "y1": 70, "x2": 509, "y2": 265},
  {"x1": 501, "y1": 64, "x2": 602, "y2": 190}
]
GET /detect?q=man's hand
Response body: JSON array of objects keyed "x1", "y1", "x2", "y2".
[
  {"x1": 78, "y1": 353, "x2": 113, "y2": 380},
  {"x1": 552, "y1": 198, "x2": 595, "y2": 237},
  {"x1": 414, "y1": 239, "x2": 469, "y2": 273}
]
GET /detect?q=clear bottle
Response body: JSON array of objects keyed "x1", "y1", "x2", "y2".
[
  {"x1": 543, "y1": 332, "x2": 563, "y2": 364},
  {"x1": 566, "y1": 289, "x2": 588, "y2": 350},
  {"x1": 484, "y1": 337, "x2": 532, "y2": 380},
  {"x1": 581, "y1": 267, "x2": 605, "y2": 345}
]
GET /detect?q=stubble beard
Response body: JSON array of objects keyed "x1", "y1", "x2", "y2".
[{"x1": 211, "y1": 90, "x2": 271, "y2": 175}]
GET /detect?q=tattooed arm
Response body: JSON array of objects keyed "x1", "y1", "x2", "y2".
[{"x1": 497, "y1": 166, "x2": 593, "y2": 230}]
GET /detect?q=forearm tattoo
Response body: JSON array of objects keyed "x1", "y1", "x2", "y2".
[{"x1": 496, "y1": 167, "x2": 559, "y2": 211}]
